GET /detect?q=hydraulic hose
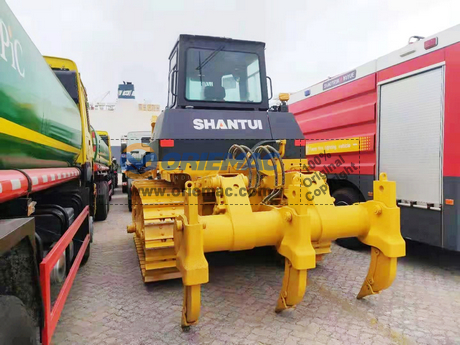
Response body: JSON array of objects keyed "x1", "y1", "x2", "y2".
[
  {"x1": 255, "y1": 146, "x2": 278, "y2": 201},
  {"x1": 228, "y1": 144, "x2": 261, "y2": 190}
]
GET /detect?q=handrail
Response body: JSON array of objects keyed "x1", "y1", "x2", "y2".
[{"x1": 39, "y1": 206, "x2": 90, "y2": 345}]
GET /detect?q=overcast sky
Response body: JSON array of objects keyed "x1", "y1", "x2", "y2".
[{"x1": 7, "y1": 0, "x2": 460, "y2": 106}]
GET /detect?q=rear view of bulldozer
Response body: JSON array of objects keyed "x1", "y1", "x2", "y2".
[{"x1": 127, "y1": 34, "x2": 406, "y2": 328}]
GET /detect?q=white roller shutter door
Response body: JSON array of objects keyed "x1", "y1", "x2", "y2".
[{"x1": 378, "y1": 67, "x2": 444, "y2": 205}]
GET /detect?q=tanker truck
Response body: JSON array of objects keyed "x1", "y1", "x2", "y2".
[
  {"x1": 96, "y1": 130, "x2": 119, "y2": 195},
  {"x1": 88, "y1": 128, "x2": 112, "y2": 219},
  {"x1": 0, "y1": 2, "x2": 105, "y2": 343}
]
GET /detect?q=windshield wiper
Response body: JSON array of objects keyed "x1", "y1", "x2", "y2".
[
  {"x1": 198, "y1": 51, "x2": 203, "y2": 85},
  {"x1": 195, "y1": 45, "x2": 225, "y2": 71}
]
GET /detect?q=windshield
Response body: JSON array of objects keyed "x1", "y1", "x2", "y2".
[
  {"x1": 53, "y1": 69, "x2": 79, "y2": 104},
  {"x1": 100, "y1": 135, "x2": 109, "y2": 146},
  {"x1": 185, "y1": 48, "x2": 262, "y2": 103},
  {"x1": 141, "y1": 137, "x2": 150, "y2": 146}
]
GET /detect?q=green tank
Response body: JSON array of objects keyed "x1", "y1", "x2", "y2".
[
  {"x1": 92, "y1": 129, "x2": 110, "y2": 167},
  {"x1": 0, "y1": 0, "x2": 82, "y2": 169}
]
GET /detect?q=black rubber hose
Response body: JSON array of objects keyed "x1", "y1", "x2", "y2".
[
  {"x1": 251, "y1": 140, "x2": 277, "y2": 151},
  {"x1": 239, "y1": 145, "x2": 261, "y2": 190},
  {"x1": 228, "y1": 145, "x2": 254, "y2": 189},
  {"x1": 256, "y1": 146, "x2": 280, "y2": 204},
  {"x1": 267, "y1": 146, "x2": 285, "y2": 189},
  {"x1": 255, "y1": 146, "x2": 277, "y2": 192},
  {"x1": 263, "y1": 146, "x2": 285, "y2": 204}
]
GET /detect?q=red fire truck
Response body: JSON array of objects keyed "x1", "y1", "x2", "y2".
[{"x1": 290, "y1": 25, "x2": 460, "y2": 252}]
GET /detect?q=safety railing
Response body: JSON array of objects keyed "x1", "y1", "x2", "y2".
[{"x1": 39, "y1": 205, "x2": 90, "y2": 345}]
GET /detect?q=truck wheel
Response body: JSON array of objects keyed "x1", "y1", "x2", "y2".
[
  {"x1": 80, "y1": 242, "x2": 91, "y2": 266},
  {"x1": 0, "y1": 296, "x2": 38, "y2": 345},
  {"x1": 332, "y1": 188, "x2": 368, "y2": 250},
  {"x1": 127, "y1": 178, "x2": 133, "y2": 212},
  {"x1": 122, "y1": 175, "x2": 127, "y2": 193},
  {"x1": 107, "y1": 191, "x2": 111, "y2": 215},
  {"x1": 80, "y1": 216, "x2": 92, "y2": 266},
  {"x1": 109, "y1": 181, "x2": 114, "y2": 201},
  {"x1": 50, "y1": 247, "x2": 67, "y2": 284},
  {"x1": 95, "y1": 181, "x2": 109, "y2": 221},
  {"x1": 122, "y1": 174, "x2": 128, "y2": 193}
]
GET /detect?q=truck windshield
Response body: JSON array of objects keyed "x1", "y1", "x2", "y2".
[
  {"x1": 53, "y1": 70, "x2": 79, "y2": 104},
  {"x1": 100, "y1": 135, "x2": 109, "y2": 146},
  {"x1": 185, "y1": 48, "x2": 262, "y2": 103},
  {"x1": 141, "y1": 137, "x2": 150, "y2": 147}
]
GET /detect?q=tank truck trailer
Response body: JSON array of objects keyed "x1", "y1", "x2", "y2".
[
  {"x1": 126, "y1": 34, "x2": 406, "y2": 329},
  {"x1": 0, "y1": 2, "x2": 110, "y2": 343},
  {"x1": 97, "y1": 130, "x2": 119, "y2": 192}
]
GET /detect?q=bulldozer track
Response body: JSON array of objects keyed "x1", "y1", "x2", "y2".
[{"x1": 131, "y1": 179, "x2": 183, "y2": 283}]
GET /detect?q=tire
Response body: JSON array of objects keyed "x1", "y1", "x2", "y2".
[
  {"x1": 332, "y1": 188, "x2": 368, "y2": 250},
  {"x1": 0, "y1": 296, "x2": 38, "y2": 345},
  {"x1": 127, "y1": 178, "x2": 133, "y2": 212},
  {"x1": 95, "y1": 181, "x2": 109, "y2": 221},
  {"x1": 50, "y1": 247, "x2": 67, "y2": 284},
  {"x1": 88, "y1": 215, "x2": 94, "y2": 242},
  {"x1": 109, "y1": 180, "x2": 113, "y2": 201},
  {"x1": 122, "y1": 174, "x2": 128, "y2": 193},
  {"x1": 80, "y1": 242, "x2": 91, "y2": 266},
  {"x1": 107, "y1": 192, "x2": 111, "y2": 214},
  {"x1": 80, "y1": 216, "x2": 93, "y2": 266}
]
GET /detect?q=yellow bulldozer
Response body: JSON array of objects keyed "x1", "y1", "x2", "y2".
[{"x1": 127, "y1": 34, "x2": 406, "y2": 329}]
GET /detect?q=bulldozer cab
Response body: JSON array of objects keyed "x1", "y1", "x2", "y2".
[{"x1": 167, "y1": 35, "x2": 270, "y2": 111}]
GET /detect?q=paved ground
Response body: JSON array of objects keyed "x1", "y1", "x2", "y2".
[{"x1": 53, "y1": 187, "x2": 460, "y2": 345}]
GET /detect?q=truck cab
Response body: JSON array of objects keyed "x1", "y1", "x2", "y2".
[
  {"x1": 121, "y1": 131, "x2": 153, "y2": 210},
  {"x1": 45, "y1": 57, "x2": 111, "y2": 221},
  {"x1": 97, "y1": 130, "x2": 119, "y2": 190},
  {"x1": 44, "y1": 56, "x2": 93, "y2": 172}
]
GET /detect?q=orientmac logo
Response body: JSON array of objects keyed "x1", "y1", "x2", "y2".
[
  {"x1": 193, "y1": 119, "x2": 263, "y2": 130},
  {"x1": 0, "y1": 18, "x2": 25, "y2": 78}
]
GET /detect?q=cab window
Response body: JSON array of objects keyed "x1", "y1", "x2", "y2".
[{"x1": 185, "y1": 48, "x2": 262, "y2": 103}]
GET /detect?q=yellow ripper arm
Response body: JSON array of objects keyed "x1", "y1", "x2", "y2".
[
  {"x1": 174, "y1": 182, "x2": 208, "y2": 328},
  {"x1": 275, "y1": 260, "x2": 308, "y2": 312},
  {"x1": 356, "y1": 173, "x2": 405, "y2": 299},
  {"x1": 174, "y1": 173, "x2": 405, "y2": 328}
]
